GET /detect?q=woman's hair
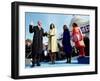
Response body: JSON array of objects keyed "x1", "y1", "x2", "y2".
[
  {"x1": 72, "y1": 23, "x2": 78, "y2": 27},
  {"x1": 50, "y1": 23, "x2": 55, "y2": 29}
]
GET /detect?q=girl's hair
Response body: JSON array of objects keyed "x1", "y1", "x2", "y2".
[
  {"x1": 72, "y1": 23, "x2": 78, "y2": 27},
  {"x1": 63, "y1": 24, "x2": 69, "y2": 31},
  {"x1": 63, "y1": 25, "x2": 67, "y2": 30}
]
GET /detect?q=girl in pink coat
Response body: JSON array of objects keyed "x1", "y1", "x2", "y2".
[{"x1": 72, "y1": 23, "x2": 85, "y2": 57}]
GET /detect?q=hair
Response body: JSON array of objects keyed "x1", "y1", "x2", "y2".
[
  {"x1": 63, "y1": 25, "x2": 67, "y2": 29},
  {"x1": 72, "y1": 23, "x2": 78, "y2": 27},
  {"x1": 63, "y1": 24, "x2": 69, "y2": 31},
  {"x1": 50, "y1": 23, "x2": 55, "y2": 29}
]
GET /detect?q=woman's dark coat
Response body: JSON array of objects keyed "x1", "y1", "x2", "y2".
[{"x1": 62, "y1": 29, "x2": 72, "y2": 55}]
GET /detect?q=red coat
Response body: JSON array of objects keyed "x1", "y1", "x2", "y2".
[{"x1": 72, "y1": 27, "x2": 85, "y2": 48}]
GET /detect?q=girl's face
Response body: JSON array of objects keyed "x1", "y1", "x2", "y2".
[{"x1": 63, "y1": 25, "x2": 67, "y2": 31}]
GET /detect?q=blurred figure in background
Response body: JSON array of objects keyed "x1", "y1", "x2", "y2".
[{"x1": 83, "y1": 36, "x2": 89, "y2": 56}]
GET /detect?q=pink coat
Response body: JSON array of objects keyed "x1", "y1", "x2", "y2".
[{"x1": 72, "y1": 27, "x2": 85, "y2": 48}]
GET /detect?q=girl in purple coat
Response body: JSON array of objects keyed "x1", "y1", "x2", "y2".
[{"x1": 62, "y1": 25, "x2": 72, "y2": 63}]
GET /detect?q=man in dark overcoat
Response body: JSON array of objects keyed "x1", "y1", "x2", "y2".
[{"x1": 29, "y1": 21, "x2": 46, "y2": 67}]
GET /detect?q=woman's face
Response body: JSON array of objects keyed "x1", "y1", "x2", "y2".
[{"x1": 50, "y1": 24, "x2": 54, "y2": 29}]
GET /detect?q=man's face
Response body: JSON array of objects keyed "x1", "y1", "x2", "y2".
[{"x1": 38, "y1": 21, "x2": 42, "y2": 27}]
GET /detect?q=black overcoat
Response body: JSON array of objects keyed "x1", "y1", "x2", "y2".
[{"x1": 29, "y1": 25, "x2": 45, "y2": 54}]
